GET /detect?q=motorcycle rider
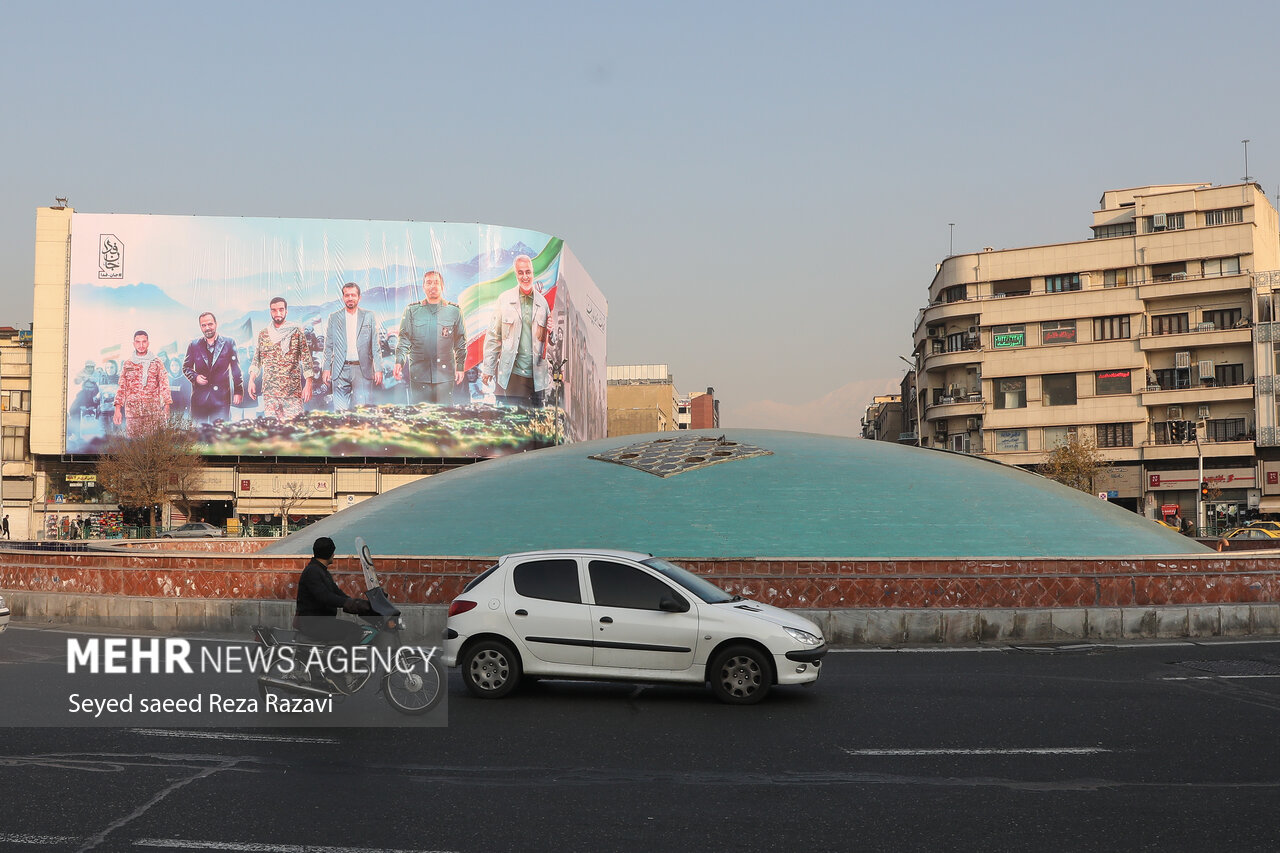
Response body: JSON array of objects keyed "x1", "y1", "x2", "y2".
[{"x1": 296, "y1": 536, "x2": 372, "y2": 646}]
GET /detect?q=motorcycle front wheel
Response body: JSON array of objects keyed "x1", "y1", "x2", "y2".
[{"x1": 382, "y1": 652, "x2": 444, "y2": 715}]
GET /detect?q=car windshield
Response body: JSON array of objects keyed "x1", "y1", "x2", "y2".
[{"x1": 642, "y1": 557, "x2": 736, "y2": 604}]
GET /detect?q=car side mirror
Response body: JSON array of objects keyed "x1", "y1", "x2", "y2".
[{"x1": 658, "y1": 595, "x2": 689, "y2": 613}]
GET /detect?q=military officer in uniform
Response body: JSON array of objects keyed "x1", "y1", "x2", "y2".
[{"x1": 394, "y1": 271, "x2": 468, "y2": 404}]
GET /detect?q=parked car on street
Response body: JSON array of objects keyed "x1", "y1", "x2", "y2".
[
  {"x1": 1223, "y1": 526, "x2": 1280, "y2": 540},
  {"x1": 444, "y1": 549, "x2": 827, "y2": 704},
  {"x1": 0, "y1": 593, "x2": 9, "y2": 633},
  {"x1": 1245, "y1": 520, "x2": 1280, "y2": 533},
  {"x1": 161, "y1": 522, "x2": 223, "y2": 539}
]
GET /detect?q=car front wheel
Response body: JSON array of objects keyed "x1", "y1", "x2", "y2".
[
  {"x1": 710, "y1": 644, "x2": 772, "y2": 705},
  {"x1": 462, "y1": 639, "x2": 521, "y2": 699}
]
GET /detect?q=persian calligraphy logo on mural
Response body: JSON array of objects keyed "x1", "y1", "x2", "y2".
[{"x1": 98, "y1": 235, "x2": 123, "y2": 280}]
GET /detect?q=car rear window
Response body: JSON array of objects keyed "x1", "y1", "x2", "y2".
[{"x1": 512, "y1": 559, "x2": 582, "y2": 603}]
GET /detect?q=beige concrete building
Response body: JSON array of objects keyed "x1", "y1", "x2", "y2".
[
  {"x1": 911, "y1": 182, "x2": 1280, "y2": 532},
  {"x1": 607, "y1": 364, "x2": 679, "y2": 436},
  {"x1": 0, "y1": 327, "x2": 34, "y2": 539},
  {"x1": 860, "y1": 394, "x2": 903, "y2": 442}
]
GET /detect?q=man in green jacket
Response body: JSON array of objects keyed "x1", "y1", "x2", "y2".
[{"x1": 394, "y1": 271, "x2": 467, "y2": 404}]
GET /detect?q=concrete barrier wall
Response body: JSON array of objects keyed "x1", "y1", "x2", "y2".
[{"x1": 9, "y1": 591, "x2": 1279, "y2": 646}]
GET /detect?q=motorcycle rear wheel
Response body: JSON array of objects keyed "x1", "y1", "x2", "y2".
[{"x1": 382, "y1": 653, "x2": 444, "y2": 715}]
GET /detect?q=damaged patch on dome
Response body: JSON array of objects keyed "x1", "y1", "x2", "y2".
[{"x1": 589, "y1": 434, "x2": 772, "y2": 477}]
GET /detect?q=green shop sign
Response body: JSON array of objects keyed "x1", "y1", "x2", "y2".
[{"x1": 994, "y1": 331, "x2": 1025, "y2": 348}]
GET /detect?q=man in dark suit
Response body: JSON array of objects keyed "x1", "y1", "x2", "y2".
[
  {"x1": 322, "y1": 282, "x2": 381, "y2": 410},
  {"x1": 182, "y1": 312, "x2": 243, "y2": 424}
]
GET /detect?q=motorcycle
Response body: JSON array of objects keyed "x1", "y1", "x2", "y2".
[{"x1": 252, "y1": 537, "x2": 444, "y2": 715}]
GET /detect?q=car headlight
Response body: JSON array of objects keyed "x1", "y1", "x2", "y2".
[{"x1": 784, "y1": 626, "x2": 822, "y2": 646}]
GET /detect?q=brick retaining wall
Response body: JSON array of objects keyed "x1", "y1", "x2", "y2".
[{"x1": 2, "y1": 549, "x2": 1279, "y2": 610}]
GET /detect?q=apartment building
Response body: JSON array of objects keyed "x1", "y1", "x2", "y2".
[
  {"x1": 607, "y1": 364, "x2": 680, "y2": 436},
  {"x1": 0, "y1": 327, "x2": 34, "y2": 539},
  {"x1": 911, "y1": 182, "x2": 1280, "y2": 530},
  {"x1": 860, "y1": 395, "x2": 903, "y2": 442}
]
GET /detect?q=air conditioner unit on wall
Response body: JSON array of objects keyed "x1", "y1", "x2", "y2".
[
  {"x1": 1198, "y1": 360, "x2": 1214, "y2": 379},
  {"x1": 1153, "y1": 213, "x2": 1167, "y2": 230},
  {"x1": 927, "y1": 327, "x2": 941, "y2": 338},
  {"x1": 1175, "y1": 351, "x2": 1192, "y2": 369},
  {"x1": 966, "y1": 417, "x2": 980, "y2": 430},
  {"x1": 1167, "y1": 405, "x2": 1183, "y2": 420}
]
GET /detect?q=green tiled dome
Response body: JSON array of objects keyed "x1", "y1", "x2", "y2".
[{"x1": 260, "y1": 429, "x2": 1212, "y2": 558}]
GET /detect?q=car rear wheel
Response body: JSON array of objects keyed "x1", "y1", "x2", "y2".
[
  {"x1": 710, "y1": 644, "x2": 772, "y2": 705},
  {"x1": 462, "y1": 639, "x2": 521, "y2": 699}
]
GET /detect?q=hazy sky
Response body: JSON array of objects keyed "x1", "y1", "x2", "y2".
[{"x1": 2, "y1": 1, "x2": 1278, "y2": 436}]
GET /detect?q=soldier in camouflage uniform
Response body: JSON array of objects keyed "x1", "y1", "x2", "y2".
[
  {"x1": 394, "y1": 271, "x2": 468, "y2": 404},
  {"x1": 247, "y1": 296, "x2": 314, "y2": 420}
]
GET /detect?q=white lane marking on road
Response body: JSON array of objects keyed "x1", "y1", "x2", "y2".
[
  {"x1": 0, "y1": 835, "x2": 77, "y2": 845},
  {"x1": 128, "y1": 728, "x2": 338, "y2": 744},
  {"x1": 842, "y1": 747, "x2": 1109, "y2": 756},
  {"x1": 134, "y1": 840, "x2": 458, "y2": 853},
  {"x1": 1160, "y1": 675, "x2": 1280, "y2": 681}
]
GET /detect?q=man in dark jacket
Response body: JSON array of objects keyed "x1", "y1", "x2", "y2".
[{"x1": 296, "y1": 536, "x2": 370, "y2": 645}]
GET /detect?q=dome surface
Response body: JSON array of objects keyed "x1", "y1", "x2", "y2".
[{"x1": 261, "y1": 429, "x2": 1211, "y2": 558}]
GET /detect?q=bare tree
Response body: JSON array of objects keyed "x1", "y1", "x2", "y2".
[
  {"x1": 96, "y1": 417, "x2": 203, "y2": 531},
  {"x1": 1038, "y1": 434, "x2": 1108, "y2": 494},
  {"x1": 277, "y1": 481, "x2": 315, "y2": 537}
]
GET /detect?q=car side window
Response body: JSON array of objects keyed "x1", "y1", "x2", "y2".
[
  {"x1": 589, "y1": 560, "x2": 687, "y2": 611},
  {"x1": 512, "y1": 559, "x2": 582, "y2": 603}
]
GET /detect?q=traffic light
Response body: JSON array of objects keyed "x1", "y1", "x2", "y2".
[
  {"x1": 1171, "y1": 421, "x2": 1184, "y2": 442},
  {"x1": 1200, "y1": 481, "x2": 1210, "y2": 499}
]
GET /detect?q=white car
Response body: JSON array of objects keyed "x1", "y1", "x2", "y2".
[
  {"x1": 443, "y1": 549, "x2": 827, "y2": 704},
  {"x1": 0, "y1": 593, "x2": 9, "y2": 633}
]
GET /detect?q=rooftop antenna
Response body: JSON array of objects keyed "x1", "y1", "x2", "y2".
[
  {"x1": 948, "y1": 223, "x2": 955, "y2": 256},
  {"x1": 1242, "y1": 139, "x2": 1253, "y2": 183}
]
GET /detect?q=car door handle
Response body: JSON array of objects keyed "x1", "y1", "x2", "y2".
[
  {"x1": 514, "y1": 609, "x2": 528, "y2": 616},
  {"x1": 599, "y1": 616, "x2": 613, "y2": 624}
]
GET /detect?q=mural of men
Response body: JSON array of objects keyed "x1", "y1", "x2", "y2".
[
  {"x1": 482, "y1": 254, "x2": 550, "y2": 407},
  {"x1": 182, "y1": 312, "x2": 243, "y2": 424},
  {"x1": 322, "y1": 283, "x2": 381, "y2": 410},
  {"x1": 247, "y1": 296, "x2": 314, "y2": 420},
  {"x1": 394, "y1": 271, "x2": 467, "y2": 404},
  {"x1": 112, "y1": 330, "x2": 173, "y2": 437}
]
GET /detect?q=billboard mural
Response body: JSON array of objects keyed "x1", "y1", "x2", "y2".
[{"x1": 66, "y1": 214, "x2": 607, "y2": 456}]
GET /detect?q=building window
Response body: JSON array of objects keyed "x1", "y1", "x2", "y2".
[
  {"x1": 1045, "y1": 274, "x2": 1081, "y2": 293},
  {"x1": 991, "y1": 278, "x2": 1031, "y2": 297},
  {"x1": 1153, "y1": 368, "x2": 1189, "y2": 390},
  {"x1": 1151, "y1": 313, "x2": 1189, "y2": 335},
  {"x1": 1103, "y1": 268, "x2": 1130, "y2": 287},
  {"x1": 1151, "y1": 262, "x2": 1187, "y2": 282},
  {"x1": 1202, "y1": 308, "x2": 1242, "y2": 330},
  {"x1": 1093, "y1": 315, "x2": 1130, "y2": 341},
  {"x1": 946, "y1": 331, "x2": 977, "y2": 353},
  {"x1": 2, "y1": 426, "x2": 26, "y2": 461},
  {"x1": 1096, "y1": 369, "x2": 1132, "y2": 395},
  {"x1": 1096, "y1": 423, "x2": 1133, "y2": 448},
  {"x1": 994, "y1": 429, "x2": 1028, "y2": 451},
  {"x1": 1145, "y1": 213, "x2": 1185, "y2": 232},
  {"x1": 1042, "y1": 374, "x2": 1077, "y2": 406},
  {"x1": 0, "y1": 390, "x2": 28, "y2": 412},
  {"x1": 1205, "y1": 418, "x2": 1248, "y2": 442},
  {"x1": 942, "y1": 285, "x2": 967, "y2": 303},
  {"x1": 1204, "y1": 208, "x2": 1244, "y2": 226},
  {"x1": 1203, "y1": 257, "x2": 1241, "y2": 278},
  {"x1": 1092, "y1": 223, "x2": 1136, "y2": 239},
  {"x1": 1215, "y1": 363, "x2": 1245, "y2": 386},
  {"x1": 992, "y1": 324, "x2": 1025, "y2": 348},
  {"x1": 1041, "y1": 320, "x2": 1077, "y2": 345},
  {"x1": 1044, "y1": 426, "x2": 1079, "y2": 448},
  {"x1": 994, "y1": 377, "x2": 1026, "y2": 409}
]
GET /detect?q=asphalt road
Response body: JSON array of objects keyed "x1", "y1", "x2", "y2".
[{"x1": 2, "y1": 627, "x2": 1280, "y2": 852}]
